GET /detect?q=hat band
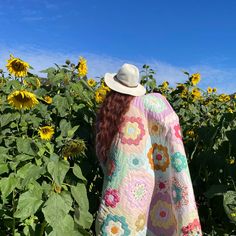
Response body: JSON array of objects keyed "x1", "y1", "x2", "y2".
[{"x1": 114, "y1": 75, "x2": 138, "y2": 88}]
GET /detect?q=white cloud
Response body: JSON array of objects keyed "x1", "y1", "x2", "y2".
[{"x1": 0, "y1": 45, "x2": 235, "y2": 94}]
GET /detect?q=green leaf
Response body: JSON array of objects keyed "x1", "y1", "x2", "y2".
[
  {"x1": 74, "y1": 207, "x2": 93, "y2": 229},
  {"x1": 42, "y1": 191, "x2": 73, "y2": 228},
  {"x1": 39, "y1": 67, "x2": 56, "y2": 74},
  {"x1": 53, "y1": 95, "x2": 69, "y2": 117},
  {"x1": 68, "y1": 125, "x2": 80, "y2": 138},
  {"x1": 16, "y1": 138, "x2": 37, "y2": 156},
  {"x1": 47, "y1": 159, "x2": 69, "y2": 186},
  {"x1": 17, "y1": 163, "x2": 45, "y2": 188},
  {"x1": 223, "y1": 191, "x2": 236, "y2": 224},
  {"x1": 59, "y1": 119, "x2": 71, "y2": 137},
  {"x1": 73, "y1": 164, "x2": 87, "y2": 184},
  {"x1": 0, "y1": 163, "x2": 8, "y2": 175},
  {"x1": 47, "y1": 215, "x2": 79, "y2": 236},
  {"x1": 14, "y1": 188, "x2": 43, "y2": 220},
  {"x1": 0, "y1": 174, "x2": 18, "y2": 199},
  {"x1": 0, "y1": 113, "x2": 20, "y2": 127},
  {"x1": 71, "y1": 183, "x2": 92, "y2": 229},
  {"x1": 71, "y1": 183, "x2": 89, "y2": 210}
]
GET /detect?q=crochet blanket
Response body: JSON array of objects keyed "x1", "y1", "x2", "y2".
[{"x1": 95, "y1": 93, "x2": 202, "y2": 236}]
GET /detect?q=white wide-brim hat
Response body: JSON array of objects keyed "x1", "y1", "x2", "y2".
[{"x1": 104, "y1": 63, "x2": 146, "y2": 96}]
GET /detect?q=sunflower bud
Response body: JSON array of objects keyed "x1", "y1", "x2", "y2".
[{"x1": 65, "y1": 59, "x2": 71, "y2": 65}]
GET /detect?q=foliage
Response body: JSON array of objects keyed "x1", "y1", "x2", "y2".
[{"x1": 0, "y1": 57, "x2": 235, "y2": 235}]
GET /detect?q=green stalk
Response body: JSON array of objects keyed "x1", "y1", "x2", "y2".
[{"x1": 39, "y1": 219, "x2": 47, "y2": 236}]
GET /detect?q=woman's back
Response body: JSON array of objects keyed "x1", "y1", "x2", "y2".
[{"x1": 95, "y1": 92, "x2": 202, "y2": 236}]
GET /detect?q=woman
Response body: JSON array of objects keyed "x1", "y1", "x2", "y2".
[{"x1": 95, "y1": 63, "x2": 202, "y2": 236}]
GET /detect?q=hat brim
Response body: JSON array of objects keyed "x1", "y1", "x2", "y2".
[{"x1": 104, "y1": 73, "x2": 146, "y2": 96}]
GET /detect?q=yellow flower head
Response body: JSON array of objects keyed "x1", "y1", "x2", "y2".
[
  {"x1": 23, "y1": 77, "x2": 41, "y2": 89},
  {"x1": 95, "y1": 87, "x2": 107, "y2": 104},
  {"x1": 78, "y1": 57, "x2": 87, "y2": 77},
  {"x1": 190, "y1": 73, "x2": 201, "y2": 86},
  {"x1": 6, "y1": 54, "x2": 30, "y2": 77},
  {"x1": 186, "y1": 130, "x2": 195, "y2": 137},
  {"x1": 207, "y1": 87, "x2": 213, "y2": 93},
  {"x1": 219, "y1": 94, "x2": 230, "y2": 102},
  {"x1": 213, "y1": 88, "x2": 217, "y2": 93},
  {"x1": 101, "y1": 81, "x2": 111, "y2": 92},
  {"x1": 87, "y1": 78, "x2": 96, "y2": 87},
  {"x1": 176, "y1": 84, "x2": 185, "y2": 91},
  {"x1": 192, "y1": 88, "x2": 202, "y2": 98},
  {"x1": 180, "y1": 89, "x2": 188, "y2": 98},
  {"x1": 162, "y1": 81, "x2": 169, "y2": 89},
  {"x1": 44, "y1": 95, "x2": 52, "y2": 104},
  {"x1": 8, "y1": 90, "x2": 39, "y2": 110},
  {"x1": 38, "y1": 126, "x2": 54, "y2": 141}
]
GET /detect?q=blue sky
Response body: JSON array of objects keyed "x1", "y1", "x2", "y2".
[{"x1": 0, "y1": 0, "x2": 236, "y2": 93}]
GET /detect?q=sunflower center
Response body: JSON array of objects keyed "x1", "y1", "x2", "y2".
[
  {"x1": 12, "y1": 60, "x2": 25, "y2": 72},
  {"x1": 15, "y1": 94, "x2": 31, "y2": 103}
]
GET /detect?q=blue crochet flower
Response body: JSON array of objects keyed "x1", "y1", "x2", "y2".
[
  {"x1": 172, "y1": 183, "x2": 183, "y2": 204},
  {"x1": 101, "y1": 214, "x2": 131, "y2": 235},
  {"x1": 171, "y1": 152, "x2": 187, "y2": 172},
  {"x1": 128, "y1": 154, "x2": 144, "y2": 170},
  {"x1": 142, "y1": 94, "x2": 166, "y2": 114}
]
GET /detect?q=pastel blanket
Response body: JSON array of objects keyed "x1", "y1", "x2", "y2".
[{"x1": 95, "y1": 93, "x2": 202, "y2": 236}]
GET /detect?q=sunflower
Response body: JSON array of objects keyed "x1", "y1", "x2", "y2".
[
  {"x1": 62, "y1": 139, "x2": 86, "y2": 159},
  {"x1": 8, "y1": 90, "x2": 39, "y2": 110},
  {"x1": 191, "y1": 88, "x2": 202, "y2": 100},
  {"x1": 213, "y1": 88, "x2": 217, "y2": 93},
  {"x1": 190, "y1": 73, "x2": 201, "y2": 86},
  {"x1": 23, "y1": 77, "x2": 41, "y2": 89},
  {"x1": 95, "y1": 87, "x2": 107, "y2": 104},
  {"x1": 161, "y1": 81, "x2": 169, "y2": 89},
  {"x1": 6, "y1": 54, "x2": 30, "y2": 77},
  {"x1": 180, "y1": 89, "x2": 188, "y2": 98},
  {"x1": 38, "y1": 126, "x2": 54, "y2": 141},
  {"x1": 101, "y1": 81, "x2": 111, "y2": 92},
  {"x1": 186, "y1": 130, "x2": 195, "y2": 137},
  {"x1": 78, "y1": 57, "x2": 87, "y2": 77},
  {"x1": 207, "y1": 87, "x2": 213, "y2": 93},
  {"x1": 218, "y1": 94, "x2": 230, "y2": 102},
  {"x1": 87, "y1": 78, "x2": 96, "y2": 87},
  {"x1": 43, "y1": 95, "x2": 52, "y2": 104},
  {"x1": 176, "y1": 83, "x2": 185, "y2": 91}
]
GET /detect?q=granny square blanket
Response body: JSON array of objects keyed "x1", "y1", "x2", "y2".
[{"x1": 95, "y1": 93, "x2": 202, "y2": 236}]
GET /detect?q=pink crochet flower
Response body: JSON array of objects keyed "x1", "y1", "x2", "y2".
[
  {"x1": 104, "y1": 188, "x2": 120, "y2": 208},
  {"x1": 181, "y1": 219, "x2": 202, "y2": 236},
  {"x1": 174, "y1": 123, "x2": 182, "y2": 140},
  {"x1": 119, "y1": 116, "x2": 145, "y2": 145}
]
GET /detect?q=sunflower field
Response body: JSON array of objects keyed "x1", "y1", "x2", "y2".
[{"x1": 0, "y1": 55, "x2": 235, "y2": 236}]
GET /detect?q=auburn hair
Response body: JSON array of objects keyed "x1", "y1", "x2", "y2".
[{"x1": 95, "y1": 90, "x2": 134, "y2": 165}]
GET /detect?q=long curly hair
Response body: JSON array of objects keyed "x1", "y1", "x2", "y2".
[{"x1": 95, "y1": 90, "x2": 134, "y2": 165}]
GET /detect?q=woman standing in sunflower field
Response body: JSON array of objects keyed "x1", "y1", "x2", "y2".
[{"x1": 95, "y1": 63, "x2": 202, "y2": 235}]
